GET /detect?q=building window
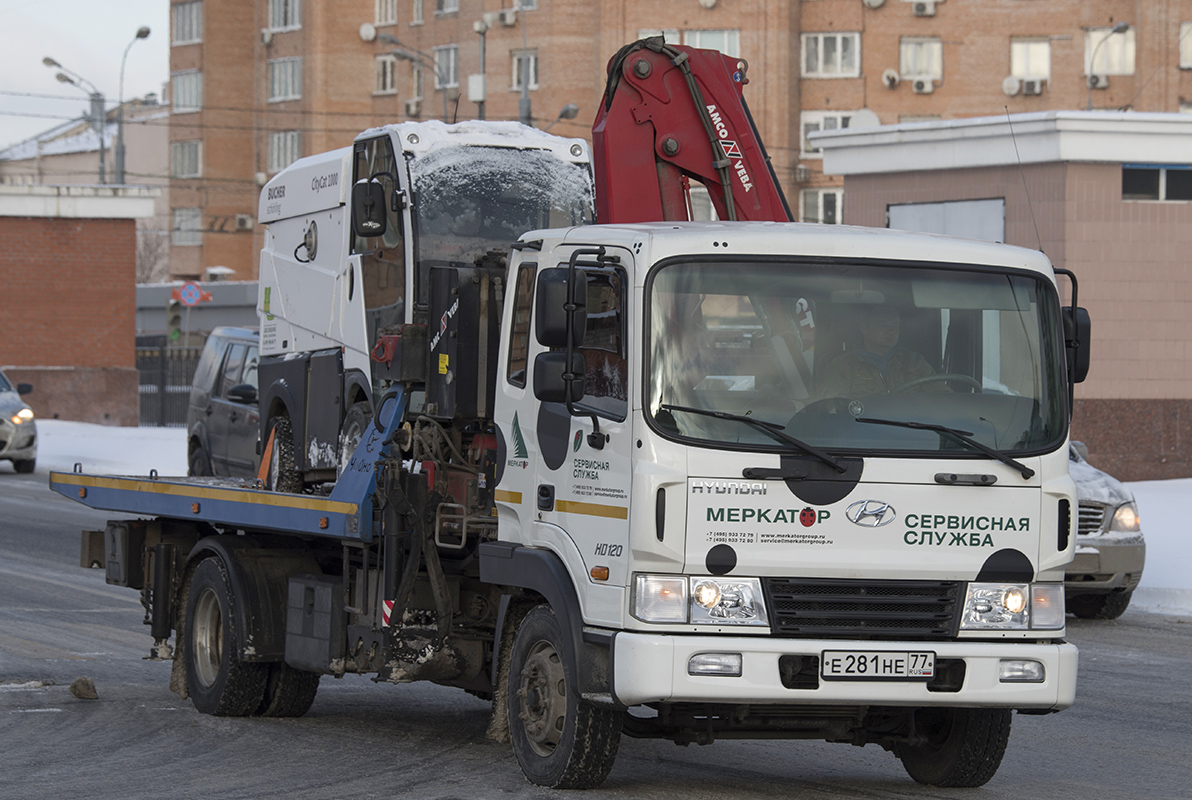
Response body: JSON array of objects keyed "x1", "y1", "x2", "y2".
[
  {"x1": 1179, "y1": 22, "x2": 1192, "y2": 69},
  {"x1": 1084, "y1": 27, "x2": 1135, "y2": 75},
  {"x1": 268, "y1": 58, "x2": 302, "y2": 101},
  {"x1": 172, "y1": 1, "x2": 202, "y2": 45},
  {"x1": 268, "y1": 0, "x2": 301, "y2": 31},
  {"x1": 268, "y1": 131, "x2": 301, "y2": 173},
  {"x1": 375, "y1": 55, "x2": 397, "y2": 94},
  {"x1": 801, "y1": 111, "x2": 853, "y2": 157},
  {"x1": 512, "y1": 50, "x2": 538, "y2": 91},
  {"x1": 435, "y1": 0, "x2": 458, "y2": 14},
  {"x1": 801, "y1": 189, "x2": 843, "y2": 224},
  {"x1": 802, "y1": 32, "x2": 860, "y2": 78},
  {"x1": 433, "y1": 45, "x2": 458, "y2": 89},
  {"x1": 513, "y1": 0, "x2": 537, "y2": 9},
  {"x1": 173, "y1": 208, "x2": 202, "y2": 246},
  {"x1": 376, "y1": 0, "x2": 397, "y2": 25},
  {"x1": 411, "y1": 0, "x2": 423, "y2": 25},
  {"x1": 684, "y1": 29, "x2": 741, "y2": 58},
  {"x1": 172, "y1": 71, "x2": 202, "y2": 113},
  {"x1": 900, "y1": 37, "x2": 943, "y2": 80},
  {"x1": 410, "y1": 62, "x2": 424, "y2": 99},
  {"x1": 1122, "y1": 166, "x2": 1192, "y2": 202},
  {"x1": 171, "y1": 141, "x2": 201, "y2": 178},
  {"x1": 1010, "y1": 38, "x2": 1050, "y2": 79}
]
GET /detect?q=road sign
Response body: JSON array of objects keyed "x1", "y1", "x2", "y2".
[{"x1": 179, "y1": 282, "x2": 203, "y2": 307}]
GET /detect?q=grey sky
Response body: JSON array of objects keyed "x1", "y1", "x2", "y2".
[{"x1": 0, "y1": 0, "x2": 169, "y2": 150}]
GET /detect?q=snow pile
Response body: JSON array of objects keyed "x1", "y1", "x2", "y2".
[{"x1": 22, "y1": 420, "x2": 1190, "y2": 615}]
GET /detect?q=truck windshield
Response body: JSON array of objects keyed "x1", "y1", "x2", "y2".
[
  {"x1": 410, "y1": 145, "x2": 593, "y2": 269},
  {"x1": 647, "y1": 259, "x2": 1067, "y2": 457}
]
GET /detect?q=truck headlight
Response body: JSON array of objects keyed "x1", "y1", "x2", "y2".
[
  {"x1": 631, "y1": 575, "x2": 770, "y2": 626},
  {"x1": 1109, "y1": 501, "x2": 1140, "y2": 533},
  {"x1": 632, "y1": 575, "x2": 687, "y2": 623},
  {"x1": 961, "y1": 582, "x2": 1065, "y2": 630},
  {"x1": 690, "y1": 577, "x2": 768, "y2": 626}
]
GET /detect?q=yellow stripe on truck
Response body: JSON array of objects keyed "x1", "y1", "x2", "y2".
[
  {"x1": 494, "y1": 489, "x2": 523, "y2": 504},
  {"x1": 52, "y1": 473, "x2": 358, "y2": 515},
  {"x1": 555, "y1": 499, "x2": 629, "y2": 520}
]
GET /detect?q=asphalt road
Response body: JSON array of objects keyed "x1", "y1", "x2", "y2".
[{"x1": 1, "y1": 465, "x2": 1189, "y2": 799}]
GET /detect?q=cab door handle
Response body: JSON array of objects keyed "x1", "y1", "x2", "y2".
[{"x1": 537, "y1": 484, "x2": 555, "y2": 511}]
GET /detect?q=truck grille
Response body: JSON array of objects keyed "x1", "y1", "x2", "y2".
[
  {"x1": 763, "y1": 578, "x2": 961, "y2": 641},
  {"x1": 1077, "y1": 502, "x2": 1107, "y2": 536}
]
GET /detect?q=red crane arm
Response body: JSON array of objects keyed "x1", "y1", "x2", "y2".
[{"x1": 591, "y1": 38, "x2": 793, "y2": 224}]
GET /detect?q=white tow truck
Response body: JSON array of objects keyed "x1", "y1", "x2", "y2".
[{"x1": 54, "y1": 39, "x2": 1089, "y2": 790}]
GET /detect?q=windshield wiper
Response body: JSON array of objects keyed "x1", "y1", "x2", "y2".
[
  {"x1": 661, "y1": 404, "x2": 846, "y2": 474},
  {"x1": 855, "y1": 417, "x2": 1035, "y2": 480}
]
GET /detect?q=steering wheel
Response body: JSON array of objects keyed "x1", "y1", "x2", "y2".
[{"x1": 892, "y1": 373, "x2": 982, "y2": 394}]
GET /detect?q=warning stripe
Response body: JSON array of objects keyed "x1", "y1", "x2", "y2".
[
  {"x1": 52, "y1": 473, "x2": 358, "y2": 515},
  {"x1": 555, "y1": 499, "x2": 629, "y2": 520},
  {"x1": 494, "y1": 489, "x2": 522, "y2": 504}
]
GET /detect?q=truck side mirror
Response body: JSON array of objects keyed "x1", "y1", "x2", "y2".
[
  {"x1": 534, "y1": 267, "x2": 586, "y2": 348},
  {"x1": 1062, "y1": 306, "x2": 1091, "y2": 384},
  {"x1": 351, "y1": 178, "x2": 387, "y2": 239},
  {"x1": 533, "y1": 351, "x2": 586, "y2": 403}
]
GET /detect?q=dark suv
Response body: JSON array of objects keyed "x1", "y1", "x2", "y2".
[{"x1": 187, "y1": 327, "x2": 260, "y2": 478}]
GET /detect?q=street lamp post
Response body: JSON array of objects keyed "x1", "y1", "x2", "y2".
[
  {"x1": 379, "y1": 33, "x2": 451, "y2": 123},
  {"x1": 1086, "y1": 21, "x2": 1129, "y2": 111},
  {"x1": 544, "y1": 103, "x2": 579, "y2": 131},
  {"x1": 43, "y1": 56, "x2": 106, "y2": 183},
  {"x1": 116, "y1": 26, "x2": 151, "y2": 185}
]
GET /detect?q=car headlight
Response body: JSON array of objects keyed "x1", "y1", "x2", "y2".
[
  {"x1": 632, "y1": 575, "x2": 769, "y2": 626},
  {"x1": 961, "y1": 582, "x2": 1065, "y2": 630},
  {"x1": 1109, "y1": 501, "x2": 1140, "y2": 533},
  {"x1": 10, "y1": 408, "x2": 34, "y2": 425}
]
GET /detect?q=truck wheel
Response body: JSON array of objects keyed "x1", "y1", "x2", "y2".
[
  {"x1": 266, "y1": 417, "x2": 303, "y2": 493},
  {"x1": 507, "y1": 605, "x2": 622, "y2": 789},
  {"x1": 255, "y1": 662, "x2": 321, "y2": 717},
  {"x1": 1069, "y1": 590, "x2": 1133, "y2": 620},
  {"x1": 188, "y1": 444, "x2": 212, "y2": 477},
  {"x1": 14, "y1": 458, "x2": 35, "y2": 474},
  {"x1": 337, "y1": 402, "x2": 373, "y2": 479},
  {"x1": 895, "y1": 707, "x2": 1011, "y2": 788},
  {"x1": 184, "y1": 558, "x2": 267, "y2": 716}
]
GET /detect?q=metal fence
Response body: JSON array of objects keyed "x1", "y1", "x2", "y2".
[{"x1": 137, "y1": 345, "x2": 203, "y2": 427}]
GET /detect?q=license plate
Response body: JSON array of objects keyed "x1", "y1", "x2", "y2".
[{"x1": 820, "y1": 650, "x2": 935, "y2": 680}]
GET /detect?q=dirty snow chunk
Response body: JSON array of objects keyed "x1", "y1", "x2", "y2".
[
  {"x1": 69, "y1": 676, "x2": 98, "y2": 700},
  {"x1": 0, "y1": 680, "x2": 53, "y2": 692}
]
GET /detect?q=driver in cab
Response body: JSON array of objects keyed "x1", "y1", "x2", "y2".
[{"x1": 816, "y1": 305, "x2": 936, "y2": 398}]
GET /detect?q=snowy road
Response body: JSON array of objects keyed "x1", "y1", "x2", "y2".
[{"x1": 1, "y1": 422, "x2": 1190, "y2": 797}]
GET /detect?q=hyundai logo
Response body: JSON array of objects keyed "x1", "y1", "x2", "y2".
[{"x1": 846, "y1": 500, "x2": 896, "y2": 528}]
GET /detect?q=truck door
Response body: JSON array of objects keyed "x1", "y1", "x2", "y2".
[{"x1": 494, "y1": 249, "x2": 634, "y2": 590}]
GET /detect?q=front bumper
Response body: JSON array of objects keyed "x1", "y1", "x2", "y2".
[
  {"x1": 612, "y1": 632, "x2": 1077, "y2": 710},
  {"x1": 1065, "y1": 535, "x2": 1145, "y2": 595},
  {"x1": 0, "y1": 419, "x2": 36, "y2": 462}
]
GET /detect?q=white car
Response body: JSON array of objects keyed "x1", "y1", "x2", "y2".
[
  {"x1": 0, "y1": 369, "x2": 37, "y2": 474},
  {"x1": 1066, "y1": 442, "x2": 1145, "y2": 619}
]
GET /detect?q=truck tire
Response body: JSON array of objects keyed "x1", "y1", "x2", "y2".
[
  {"x1": 14, "y1": 458, "x2": 35, "y2": 474},
  {"x1": 337, "y1": 402, "x2": 373, "y2": 479},
  {"x1": 184, "y1": 558, "x2": 268, "y2": 716},
  {"x1": 266, "y1": 416, "x2": 303, "y2": 494},
  {"x1": 255, "y1": 662, "x2": 321, "y2": 717},
  {"x1": 1069, "y1": 590, "x2": 1133, "y2": 620},
  {"x1": 895, "y1": 707, "x2": 1011, "y2": 787},
  {"x1": 507, "y1": 605, "x2": 622, "y2": 789}
]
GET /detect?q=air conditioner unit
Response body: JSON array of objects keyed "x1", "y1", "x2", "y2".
[
  {"x1": 913, "y1": 1, "x2": 936, "y2": 17},
  {"x1": 1022, "y1": 79, "x2": 1044, "y2": 96},
  {"x1": 234, "y1": 214, "x2": 254, "y2": 232},
  {"x1": 499, "y1": 8, "x2": 517, "y2": 26},
  {"x1": 795, "y1": 165, "x2": 811, "y2": 183},
  {"x1": 405, "y1": 99, "x2": 422, "y2": 117},
  {"x1": 912, "y1": 78, "x2": 935, "y2": 94},
  {"x1": 1088, "y1": 73, "x2": 1109, "y2": 90}
]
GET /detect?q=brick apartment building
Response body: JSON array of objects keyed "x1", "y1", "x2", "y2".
[{"x1": 167, "y1": 0, "x2": 1192, "y2": 280}]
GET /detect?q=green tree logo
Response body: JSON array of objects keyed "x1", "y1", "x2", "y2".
[{"x1": 511, "y1": 412, "x2": 529, "y2": 459}]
